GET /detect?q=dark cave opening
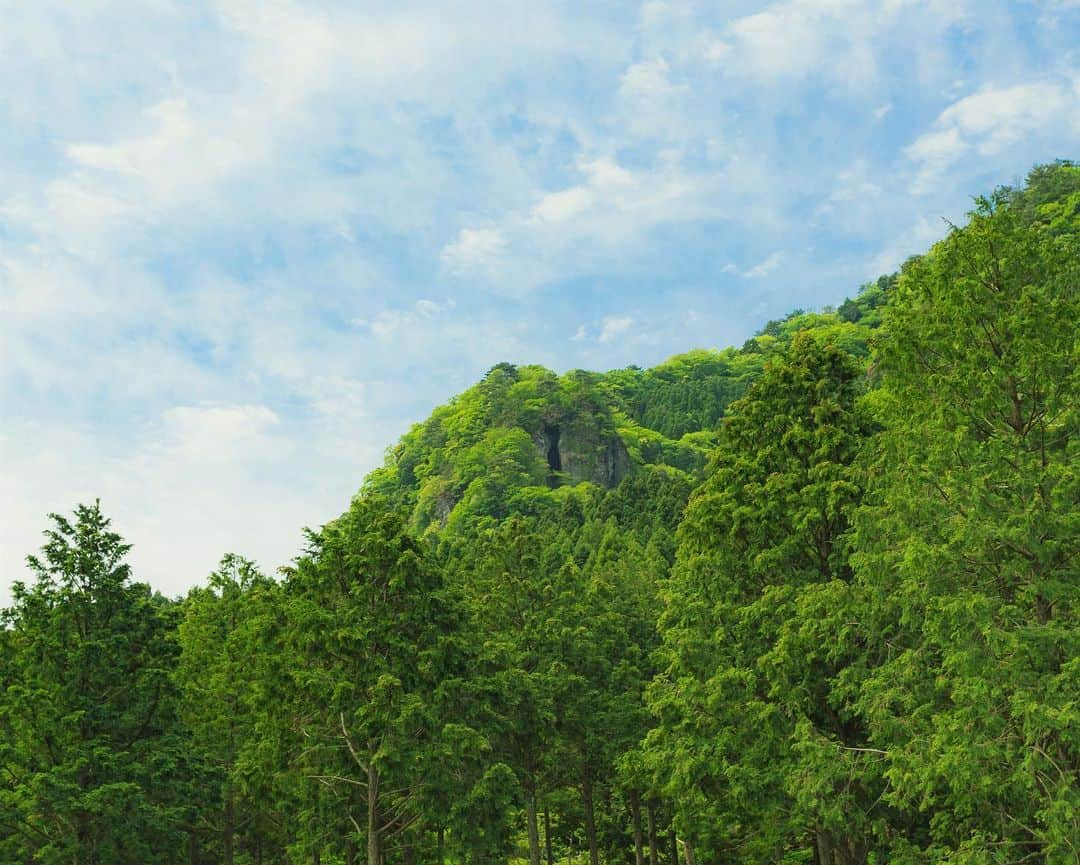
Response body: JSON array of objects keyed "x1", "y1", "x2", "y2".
[{"x1": 544, "y1": 424, "x2": 561, "y2": 472}]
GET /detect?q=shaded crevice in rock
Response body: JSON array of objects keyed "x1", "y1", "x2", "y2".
[
  {"x1": 533, "y1": 422, "x2": 630, "y2": 489},
  {"x1": 543, "y1": 424, "x2": 562, "y2": 472}
]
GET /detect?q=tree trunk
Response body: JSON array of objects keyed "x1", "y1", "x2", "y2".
[
  {"x1": 630, "y1": 791, "x2": 645, "y2": 865},
  {"x1": 368, "y1": 762, "x2": 381, "y2": 865},
  {"x1": 188, "y1": 831, "x2": 199, "y2": 865},
  {"x1": 403, "y1": 842, "x2": 416, "y2": 865},
  {"x1": 681, "y1": 839, "x2": 696, "y2": 865},
  {"x1": 224, "y1": 794, "x2": 236, "y2": 865},
  {"x1": 646, "y1": 802, "x2": 659, "y2": 865},
  {"x1": 845, "y1": 834, "x2": 868, "y2": 865},
  {"x1": 544, "y1": 806, "x2": 554, "y2": 865},
  {"x1": 345, "y1": 836, "x2": 356, "y2": 865},
  {"x1": 823, "y1": 833, "x2": 867, "y2": 865},
  {"x1": 437, "y1": 826, "x2": 445, "y2": 865},
  {"x1": 816, "y1": 830, "x2": 834, "y2": 865},
  {"x1": 582, "y1": 772, "x2": 600, "y2": 865},
  {"x1": 76, "y1": 766, "x2": 91, "y2": 863},
  {"x1": 525, "y1": 786, "x2": 542, "y2": 865},
  {"x1": 668, "y1": 825, "x2": 678, "y2": 865}
]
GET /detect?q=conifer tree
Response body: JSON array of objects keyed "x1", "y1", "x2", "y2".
[
  {"x1": 649, "y1": 334, "x2": 875, "y2": 863},
  {"x1": 851, "y1": 167, "x2": 1080, "y2": 864},
  {"x1": 0, "y1": 503, "x2": 187, "y2": 865}
]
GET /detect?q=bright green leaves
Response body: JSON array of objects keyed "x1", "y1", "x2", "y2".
[
  {"x1": 280, "y1": 495, "x2": 450, "y2": 864},
  {"x1": 650, "y1": 333, "x2": 875, "y2": 862},
  {"x1": 175, "y1": 554, "x2": 277, "y2": 864},
  {"x1": 1, "y1": 503, "x2": 187, "y2": 865},
  {"x1": 642, "y1": 164, "x2": 1079, "y2": 865},
  {"x1": 365, "y1": 310, "x2": 880, "y2": 541},
  {"x1": 850, "y1": 163, "x2": 1080, "y2": 865},
  {"x1": 5, "y1": 165, "x2": 1076, "y2": 865}
]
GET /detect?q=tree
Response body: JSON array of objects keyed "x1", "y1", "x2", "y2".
[
  {"x1": 850, "y1": 168, "x2": 1080, "y2": 864},
  {"x1": 283, "y1": 495, "x2": 451, "y2": 865},
  {"x1": 649, "y1": 333, "x2": 876, "y2": 864},
  {"x1": 461, "y1": 517, "x2": 563, "y2": 865},
  {"x1": 0, "y1": 503, "x2": 187, "y2": 865},
  {"x1": 176, "y1": 554, "x2": 275, "y2": 865}
]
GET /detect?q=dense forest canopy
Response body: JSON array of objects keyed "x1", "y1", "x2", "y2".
[{"x1": 1, "y1": 162, "x2": 1077, "y2": 865}]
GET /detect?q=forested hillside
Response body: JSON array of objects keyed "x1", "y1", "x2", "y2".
[
  {"x1": 1, "y1": 163, "x2": 1076, "y2": 865},
  {"x1": 364, "y1": 284, "x2": 886, "y2": 535}
]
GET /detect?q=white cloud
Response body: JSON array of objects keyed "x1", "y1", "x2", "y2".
[
  {"x1": 415, "y1": 298, "x2": 456, "y2": 317},
  {"x1": 441, "y1": 153, "x2": 725, "y2": 293},
  {"x1": 440, "y1": 228, "x2": 507, "y2": 273},
  {"x1": 744, "y1": 251, "x2": 783, "y2": 278},
  {"x1": 721, "y1": 0, "x2": 879, "y2": 87},
  {"x1": 905, "y1": 126, "x2": 968, "y2": 163},
  {"x1": 620, "y1": 57, "x2": 683, "y2": 99},
  {"x1": 66, "y1": 97, "x2": 246, "y2": 197},
  {"x1": 868, "y1": 215, "x2": 947, "y2": 275},
  {"x1": 703, "y1": 39, "x2": 733, "y2": 64},
  {"x1": 571, "y1": 325, "x2": 587, "y2": 341},
  {"x1": 938, "y1": 82, "x2": 1071, "y2": 152},
  {"x1": 697, "y1": 0, "x2": 973, "y2": 94},
  {"x1": 581, "y1": 157, "x2": 636, "y2": 188},
  {"x1": 160, "y1": 403, "x2": 280, "y2": 461},
  {"x1": 0, "y1": 397, "x2": 388, "y2": 605},
  {"x1": 828, "y1": 160, "x2": 883, "y2": 204},
  {"x1": 813, "y1": 159, "x2": 888, "y2": 236},
  {"x1": 524, "y1": 158, "x2": 637, "y2": 227},
  {"x1": 905, "y1": 79, "x2": 1079, "y2": 191},
  {"x1": 531, "y1": 187, "x2": 593, "y2": 224},
  {"x1": 306, "y1": 376, "x2": 368, "y2": 426},
  {"x1": 598, "y1": 316, "x2": 633, "y2": 343},
  {"x1": 728, "y1": 6, "x2": 829, "y2": 80},
  {"x1": 357, "y1": 298, "x2": 458, "y2": 343},
  {"x1": 368, "y1": 310, "x2": 405, "y2": 341}
]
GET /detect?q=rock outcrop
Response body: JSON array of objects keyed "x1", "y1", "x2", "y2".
[{"x1": 532, "y1": 421, "x2": 630, "y2": 489}]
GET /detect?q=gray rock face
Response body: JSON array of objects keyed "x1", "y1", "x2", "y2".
[
  {"x1": 532, "y1": 422, "x2": 630, "y2": 489},
  {"x1": 433, "y1": 489, "x2": 456, "y2": 524}
]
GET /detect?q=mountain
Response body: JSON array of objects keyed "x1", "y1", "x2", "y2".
[{"x1": 362, "y1": 280, "x2": 890, "y2": 536}]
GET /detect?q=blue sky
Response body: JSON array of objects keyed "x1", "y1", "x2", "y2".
[{"x1": 2, "y1": 0, "x2": 1078, "y2": 602}]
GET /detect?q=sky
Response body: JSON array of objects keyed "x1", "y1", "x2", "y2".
[{"x1": 2, "y1": 0, "x2": 1078, "y2": 604}]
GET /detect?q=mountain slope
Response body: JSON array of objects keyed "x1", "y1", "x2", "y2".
[{"x1": 363, "y1": 284, "x2": 887, "y2": 536}]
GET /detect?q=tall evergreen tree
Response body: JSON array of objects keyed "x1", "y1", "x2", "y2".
[
  {"x1": 649, "y1": 334, "x2": 875, "y2": 864},
  {"x1": 282, "y1": 495, "x2": 450, "y2": 865},
  {"x1": 176, "y1": 554, "x2": 275, "y2": 865},
  {"x1": 850, "y1": 168, "x2": 1080, "y2": 864},
  {"x1": 0, "y1": 503, "x2": 187, "y2": 865}
]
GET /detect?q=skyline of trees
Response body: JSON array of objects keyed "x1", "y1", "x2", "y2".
[{"x1": 2, "y1": 162, "x2": 1076, "y2": 865}]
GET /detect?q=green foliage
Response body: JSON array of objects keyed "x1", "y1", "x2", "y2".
[
  {"x1": 5, "y1": 162, "x2": 1076, "y2": 865},
  {"x1": 365, "y1": 364, "x2": 629, "y2": 535},
  {"x1": 281, "y1": 495, "x2": 452, "y2": 865},
  {"x1": 365, "y1": 307, "x2": 878, "y2": 545},
  {"x1": 648, "y1": 333, "x2": 875, "y2": 862},
  {"x1": 849, "y1": 163, "x2": 1080, "y2": 864},
  {"x1": 0, "y1": 503, "x2": 188, "y2": 865},
  {"x1": 176, "y1": 554, "x2": 279, "y2": 864},
  {"x1": 603, "y1": 349, "x2": 764, "y2": 440}
]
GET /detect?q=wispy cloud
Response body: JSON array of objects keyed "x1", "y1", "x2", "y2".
[
  {"x1": 744, "y1": 252, "x2": 784, "y2": 278},
  {"x1": 598, "y1": 316, "x2": 634, "y2": 343},
  {"x1": 355, "y1": 298, "x2": 457, "y2": 342},
  {"x1": 2, "y1": 0, "x2": 1078, "y2": 603},
  {"x1": 905, "y1": 79, "x2": 1080, "y2": 191},
  {"x1": 441, "y1": 228, "x2": 507, "y2": 273}
]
